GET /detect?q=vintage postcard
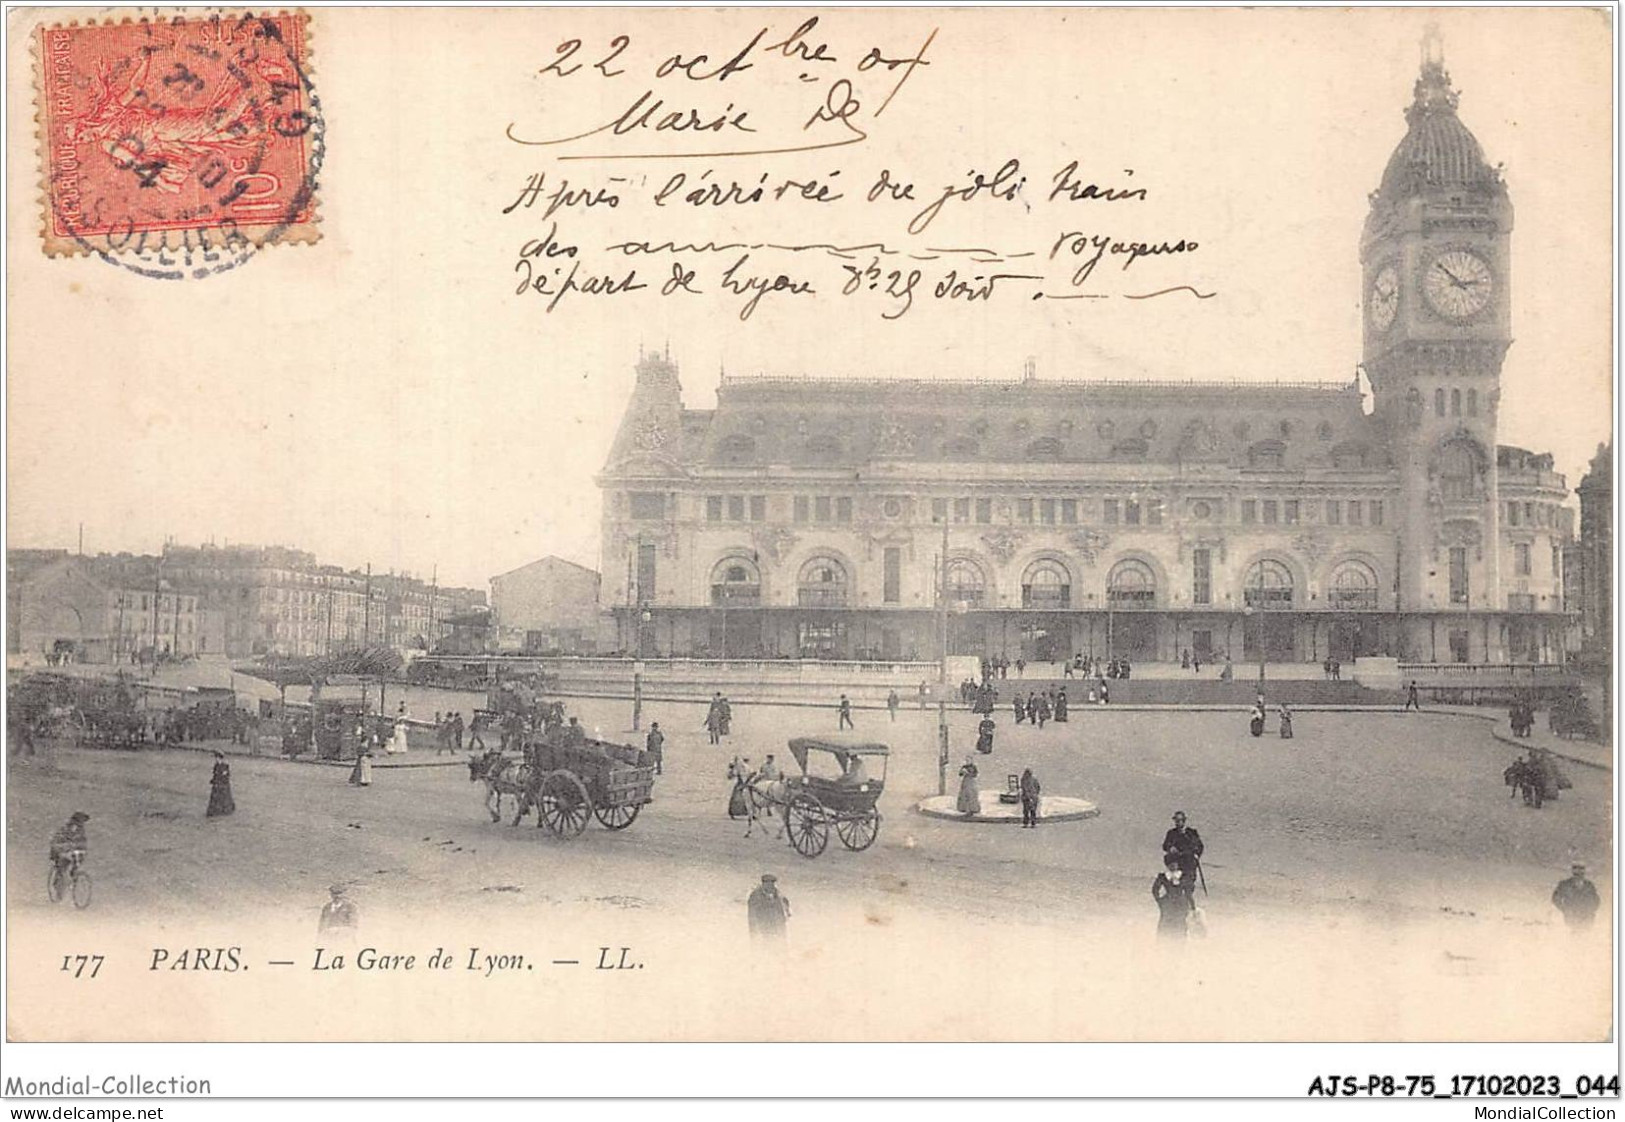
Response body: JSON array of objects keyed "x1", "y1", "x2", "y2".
[{"x1": 3, "y1": 3, "x2": 1616, "y2": 1084}]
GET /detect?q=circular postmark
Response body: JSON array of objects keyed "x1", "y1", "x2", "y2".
[{"x1": 43, "y1": 12, "x2": 324, "y2": 280}]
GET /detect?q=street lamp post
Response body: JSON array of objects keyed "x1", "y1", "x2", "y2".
[{"x1": 935, "y1": 516, "x2": 950, "y2": 685}]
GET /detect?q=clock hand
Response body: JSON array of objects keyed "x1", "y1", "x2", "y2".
[{"x1": 1436, "y1": 264, "x2": 1469, "y2": 289}]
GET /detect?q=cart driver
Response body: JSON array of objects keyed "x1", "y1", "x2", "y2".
[{"x1": 757, "y1": 754, "x2": 782, "y2": 782}]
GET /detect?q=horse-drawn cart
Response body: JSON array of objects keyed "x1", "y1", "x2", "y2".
[
  {"x1": 472, "y1": 733, "x2": 656, "y2": 838},
  {"x1": 529, "y1": 737, "x2": 656, "y2": 837},
  {"x1": 780, "y1": 736, "x2": 889, "y2": 858}
]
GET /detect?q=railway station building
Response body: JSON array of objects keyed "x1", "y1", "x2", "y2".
[{"x1": 596, "y1": 51, "x2": 1572, "y2": 667}]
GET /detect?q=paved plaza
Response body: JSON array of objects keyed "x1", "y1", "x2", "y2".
[{"x1": 6, "y1": 694, "x2": 1611, "y2": 1040}]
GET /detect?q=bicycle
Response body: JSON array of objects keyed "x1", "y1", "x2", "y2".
[{"x1": 47, "y1": 850, "x2": 92, "y2": 909}]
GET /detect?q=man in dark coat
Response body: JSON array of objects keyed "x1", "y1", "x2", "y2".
[
  {"x1": 1162, "y1": 811, "x2": 1204, "y2": 883},
  {"x1": 645, "y1": 722, "x2": 665, "y2": 775},
  {"x1": 1552, "y1": 863, "x2": 1600, "y2": 930},
  {"x1": 1019, "y1": 768, "x2": 1041, "y2": 828},
  {"x1": 747, "y1": 874, "x2": 791, "y2": 941}
]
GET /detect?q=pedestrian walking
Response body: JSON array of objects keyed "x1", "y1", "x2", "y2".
[
  {"x1": 206, "y1": 751, "x2": 235, "y2": 817},
  {"x1": 747, "y1": 874, "x2": 791, "y2": 942},
  {"x1": 1278, "y1": 703, "x2": 1294, "y2": 740},
  {"x1": 975, "y1": 716, "x2": 996, "y2": 755},
  {"x1": 1153, "y1": 855, "x2": 1195, "y2": 939},
  {"x1": 838, "y1": 694, "x2": 854, "y2": 730},
  {"x1": 452, "y1": 712, "x2": 465, "y2": 752},
  {"x1": 1019, "y1": 767, "x2": 1041, "y2": 828},
  {"x1": 347, "y1": 746, "x2": 373, "y2": 787},
  {"x1": 645, "y1": 721, "x2": 665, "y2": 775},
  {"x1": 704, "y1": 695, "x2": 724, "y2": 745},
  {"x1": 468, "y1": 712, "x2": 486, "y2": 753},
  {"x1": 1013, "y1": 694, "x2": 1026, "y2": 724},
  {"x1": 887, "y1": 689, "x2": 900, "y2": 722},
  {"x1": 1162, "y1": 812, "x2": 1204, "y2": 885},
  {"x1": 719, "y1": 696, "x2": 733, "y2": 736},
  {"x1": 1552, "y1": 863, "x2": 1600, "y2": 930},
  {"x1": 1404, "y1": 680, "x2": 1422, "y2": 711}
]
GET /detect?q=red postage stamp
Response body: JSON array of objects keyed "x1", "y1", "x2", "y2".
[{"x1": 35, "y1": 12, "x2": 320, "y2": 259}]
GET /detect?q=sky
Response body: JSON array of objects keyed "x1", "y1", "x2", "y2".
[{"x1": 6, "y1": 7, "x2": 1613, "y2": 591}]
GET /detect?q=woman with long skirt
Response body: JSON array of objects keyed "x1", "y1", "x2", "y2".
[
  {"x1": 206, "y1": 751, "x2": 235, "y2": 817},
  {"x1": 956, "y1": 757, "x2": 981, "y2": 816}
]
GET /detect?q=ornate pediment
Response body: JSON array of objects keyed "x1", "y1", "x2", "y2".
[
  {"x1": 1179, "y1": 418, "x2": 1220, "y2": 457},
  {"x1": 1069, "y1": 529, "x2": 1111, "y2": 566},
  {"x1": 751, "y1": 527, "x2": 800, "y2": 565},
  {"x1": 981, "y1": 529, "x2": 1026, "y2": 565},
  {"x1": 1292, "y1": 531, "x2": 1331, "y2": 567},
  {"x1": 874, "y1": 418, "x2": 917, "y2": 458}
]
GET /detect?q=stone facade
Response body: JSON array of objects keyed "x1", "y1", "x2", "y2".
[{"x1": 596, "y1": 51, "x2": 1572, "y2": 666}]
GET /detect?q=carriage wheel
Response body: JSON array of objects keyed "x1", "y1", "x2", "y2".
[
  {"x1": 835, "y1": 809, "x2": 881, "y2": 852},
  {"x1": 785, "y1": 792, "x2": 829, "y2": 858},
  {"x1": 538, "y1": 771, "x2": 591, "y2": 838},
  {"x1": 594, "y1": 802, "x2": 641, "y2": 831}
]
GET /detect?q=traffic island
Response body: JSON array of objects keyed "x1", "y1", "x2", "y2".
[{"x1": 915, "y1": 794, "x2": 1099, "y2": 823}]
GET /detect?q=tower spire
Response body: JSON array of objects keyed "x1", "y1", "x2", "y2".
[
  {"x1": 1420, "y1": 21, "x2": 1444, "y2": 69},
  {"x1": 1410, "y1": 22, "x2": 1458, "y2": 118}
]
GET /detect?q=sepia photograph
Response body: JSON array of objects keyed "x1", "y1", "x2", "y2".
[{"x1": 2, "y1": 2, "x2": 1617, "y2": 1097}]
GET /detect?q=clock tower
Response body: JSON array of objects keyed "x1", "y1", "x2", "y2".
[{"x1": 1360, "y1": 30, "x2": 1512, "y2": 659}]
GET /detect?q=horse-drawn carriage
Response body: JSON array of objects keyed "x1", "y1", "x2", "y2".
[
  {"x1": 470, "y1": 731, "x2": 656, "y2": 839},
  {"x1": 778, "y1": 736, "x2": 889, "y2": 858}
]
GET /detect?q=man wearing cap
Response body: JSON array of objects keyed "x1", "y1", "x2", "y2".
[
  {"x1": 747, "y1": 874, "x2": 790, "y2": 941},
  {"x1": 319, "y1": 885, "x2": 360, "y2": 940},
  {"x1": 1552, "y1": 863, "x2": 1600, "y2": 931},
  {"x1": 1162, "y1": 812, "x2": 1204, "y2": 884}
]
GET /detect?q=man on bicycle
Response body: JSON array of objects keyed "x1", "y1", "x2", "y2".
[{"x1": 50, "y1": 811, "x2": 88, "y2": 873}]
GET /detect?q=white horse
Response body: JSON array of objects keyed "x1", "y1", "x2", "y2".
[
  {"x1": 468, "y1": 753, "x2": 537, "y2": 826},
  {"x1": 726, "y1": 758, "x2": 792, "y2": 840}
]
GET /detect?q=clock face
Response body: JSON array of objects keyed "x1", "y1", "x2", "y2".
[
  {"x1": 1368, "y1": 264, "x2": 1399, "y2": 330},
  {"x1": 1423, "y1": 250, "x2": 1494, "y2": 320}
]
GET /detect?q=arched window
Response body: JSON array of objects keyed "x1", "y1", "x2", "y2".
[
  {"x1": 716, "y1": 434, "x2": 757, "y2": 464},
  {"x1": 1107, "y1": 559, "x2": 1157, "y2": 608},
  {"x1": 1451, "y1": 388, "x2": 1462, "y2": 416},
  {"x1": 1021, "y1": 559, "x2": 1071, "y2": 609},
  {"x1": 1026, "y1": 437, "x2": 1062, "y2": 461},
  {"x1": 1435, "y1": 388, "x2": 1446, "y2": 417},
  {"x1": 797, "y1": 557, "x2": 848, "y2": 608},
  {"x1": 1438, "y1": 442, "x2": 1479, "y2": 500},
  {"x1": 1328, "y1": 560, "x2": 1379, "y2": 610},
  {"x1": 710, "y1": 557, "x2": 761, "y2": 606},
  {"x1": 945, "y1": 559, "x2": 987, "y2": 607},
  {"x1": 1243, "y1": 559, "x2": 1294, "y2": 610}
]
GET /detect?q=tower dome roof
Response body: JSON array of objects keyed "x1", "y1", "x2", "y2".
[{"x1": 1376, "y1": 56, "x2": 1501, "y2": 200}]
